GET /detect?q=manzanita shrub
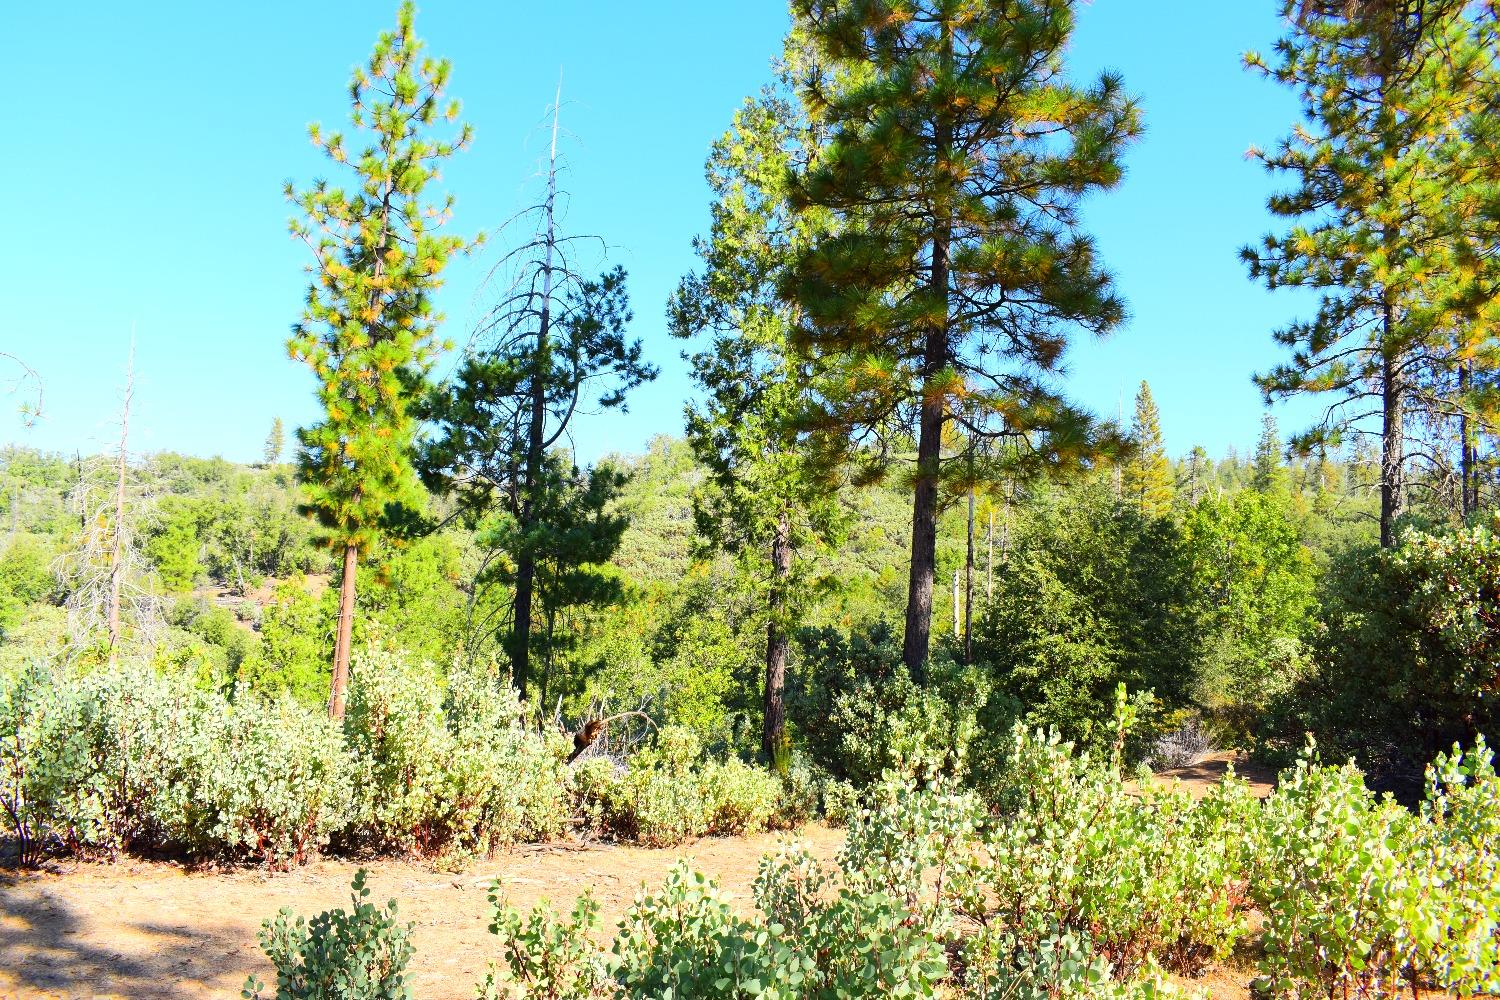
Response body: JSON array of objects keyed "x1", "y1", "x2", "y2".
[
  {"x1": 1, "y1": 654, "x2": 811, "y2": 867},
  {"x1": 575, "y1": 725, "x2": 792, "y2": 847},
  {"x1": 479, "y1": 780, "x2": 1204, "y2": 1000},
  {"x1": 0, "y1": 660, "x2": 353, "y2": 867},
  {"x1": 342, "y1": 650, "x2": 570, "y2": 861},
  {"x1": 1252, "y1": 738, "x2": 1500, "y2": 999},
  {"x1": 953, "y1": 710, "x2": 1258, "y2": 981},
  {"x1": 243, "y1": 869, "x2": 415, "y2": 1000},
  {"x1": 483, "y1": 857, "x2": 948, "y2": 1000}
]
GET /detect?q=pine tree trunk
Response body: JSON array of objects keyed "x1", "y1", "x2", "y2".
[
  {"x1": 329, "y1": 542, "x2": 357, "y2": 721},
  {"x1": 903, "y1": 278, "x2": 948, "y2": 678},
  {"x1": 902, "y1": 30, "x2": 953, "y2": 679},
  {"x1": 963, "y1": 487, "x2": 975, "y2": 665},
  {"x1": 763, "y1": 512, "x2": 792, "y2": 768},
  {"x1": 511, "y1": 86, "x2": 563, "y2": 703},
  {"x1": 1459, "y1": 361, "x2": 1476, "y2": 517},
  {"x1": 1379, "y1": 321, "x2": 1405, "y2": 548}
]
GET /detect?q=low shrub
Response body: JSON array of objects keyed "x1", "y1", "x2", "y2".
[
  {"x1": 1, "y1": 661, "x2": 351, "y2": 868},
  {"x1": 183, "y1": 691, "x2": 354, "y2": 867},
  {"x1": 342, "y1": 651, "x2": 569, "y2": 861},
  {"x1": 577, "y1": 725, "x2": 790, "y2": 847},
  {"x1": 477, "y1": 890, "x2": 609, "y2": 1000},
  {"x1": 0, "y1": 661, "x2": 96, "y2": 863},
  {"x1": 791, "y1": 622, "x2": 998, "y2": 787},
  {"x1": 243, "y1": 869, "x2": 415, "y2": 1000},
  {"x1": 955, "y1": 713, "x2": 1256, "y2": 979},
  {"x1": 1252, "y1": 738, "x2": 1500, "y2": 999}
]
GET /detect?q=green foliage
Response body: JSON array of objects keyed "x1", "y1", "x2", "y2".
[
  {"x1": 579, "y1": 726, "x2": 789, "y2": 847},
  {"x1": 784, "y1": 0, "x2": 1141, "y2": 672},
  {"x1": 244, "y1": 869, "x2": 415, "y2": 1000},
  {"x1": 0, "y1": 536, "x2": 55, "y2": 638},
  {"x1": 956, "y1": 723, "x2": 1257, "y2": 980},
  {"x1": 792, "y1": 620, "x2": 999, "y2": 786},
  {"x1": 342, "y1": 649, "x2": 569, "y2": 859},
  {"x1": 1123, "y1": 382, "x2": 1174, "y2": 518},
  {"x1": 1265, "y1": 520, "x2": 1500, "y2": 776},
  {"x1": 145, "y1": 498, "x2": 203, "y2": 592},
  {"x1": 609, "y1": 861, "x2": 949, "y2": 1000},
  {"x1": 0, "y1": 661, "x2": 353, "y2": 867},
  {"x1": 1249, "y1": 740, "x2": 1500, "y2": 999},
  {"x1": 251, "y1": 580, "x2": 334, "y2": 706},
  {"x1": 180, "y1": 689, "x2": 355, "y2": 866},
  {"x1": 1183, "y1": 488, "x2": 1318, "y2": 742},
  {"x1": 286, "y1": 0, "x2": 477, "y2": 556},
  {"x1": 479, "y1": 891, "x2": 608, "y2": 1000},
  {"x1": 1244, "y1": 1, "x2": 1494, "y2": 543}
]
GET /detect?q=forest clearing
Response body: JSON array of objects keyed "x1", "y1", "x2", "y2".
[{"x1": 4, "y1": 0, "x2": 1500, "y2": 998}]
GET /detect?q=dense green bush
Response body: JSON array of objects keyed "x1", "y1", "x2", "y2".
[
  {"x1": 0, "y1": 661, "x2": 350, "y2": 867},
  {"x1": 484, "y1": 858, "x2": 948, "y2": 1000},
  {"x1": 244, "y1": 869, "x2": 415, "y2": 1000},
  {"x1": 480, "y1": 774, "x2": 1212, "y2": 1000},
  {"x1": 1264, "y1": 520, "x2": 1500, "y2": 781},
  {"x1": 791, "y1": 621, "x2": 1001, "y2": 786},
  {"x1": 343, "y1": 650, "x2": 571, "y2": 859},
  {"x1": 184, "y1": 691, "x2": 354, "y2": 866}
]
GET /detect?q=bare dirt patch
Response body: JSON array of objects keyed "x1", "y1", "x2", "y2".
[
  {"x1": 1149, "y1": 751, "x2": 1277, "y2": 799},
  {"x1": 0, "y1": 827, "x2": 843, "y2": 1000}
]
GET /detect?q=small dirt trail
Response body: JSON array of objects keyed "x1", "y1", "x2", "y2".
[{"x1": 0, "y1": 826, "x2": 845, "y2": 1000}]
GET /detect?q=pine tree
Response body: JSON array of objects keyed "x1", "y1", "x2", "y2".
[
  {"x1": 1181, "y1": 446, "x2": 1211, "y2": 507},
  {"x1": 1123, "y1": 381, "x2": 1174, "y2": 517},
  {"x1": 286, "y1": 3, "x2": 478, "y2": 719},
  {"x1": 671, "y1": 41, "x2": 847, "y2": 766},
  {"x1": 1245, "y1": 0, "x2": 1493, "y2": 546},
  {"x1": 262, "y1": 417, "x2": 284, "y2": 467},
  {"x1": 1445, "y1": 11, "x2": 1500, "y2": 517},
  {"x1": 1252, "y1": 411, "x2": 1288, "y2": 493},
  {"x1": 783, "y1": 0, "x2": 1140, "y2": 673},
  {"x1": 420, "y1": 90, "x2": 654, "y2": 702}
]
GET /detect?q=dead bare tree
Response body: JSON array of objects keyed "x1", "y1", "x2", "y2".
[
  {"x1": 53, "y1": 343, "x2": 162, "y2": 660},
  {"x1": 558, "y1": 692, "x2": 657, "y2": 765},
  {"x1": 1, "y1": 352, "x2": 42, "y2": 427}
]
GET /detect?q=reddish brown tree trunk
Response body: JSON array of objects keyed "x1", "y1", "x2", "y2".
[
  {"x1": 903, "y1": 34, "x2": 953, "y2": 678},
  {"x1": 329, "y1": 542, "x2": 357, "y2": 721},
  {"x1": 903, "y1": 285, "x2": 948, "y2": 678}
]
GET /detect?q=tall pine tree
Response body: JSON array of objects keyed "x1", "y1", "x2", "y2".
[
  {"x1": 1123, "y1": 381, "x2": 1174, "y2": 517},
  {"x1": 420, "y1": 92, "x2": 654, "y2": 701},
  {"x1": 1245, "y1": 0, "x2": 1493, "y2": 545},
  {"x1": 287, "y1": 2, "x2": 478, "y2": 719},
  {"x1": 783, "y1": 0, "x2": 1140, "y2": 673}
]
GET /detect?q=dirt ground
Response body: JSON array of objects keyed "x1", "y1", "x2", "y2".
[
  {"x1": 0, "y1": 758, "x2": 1275, "y2": 1000},
  {"x1": 0, "y1": 826, "x2": 845, "y2": 1000}
]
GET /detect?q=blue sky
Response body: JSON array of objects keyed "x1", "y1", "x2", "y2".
[{"x1": 3, "y1": 2, "x2": 1314, "y2": 466}]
